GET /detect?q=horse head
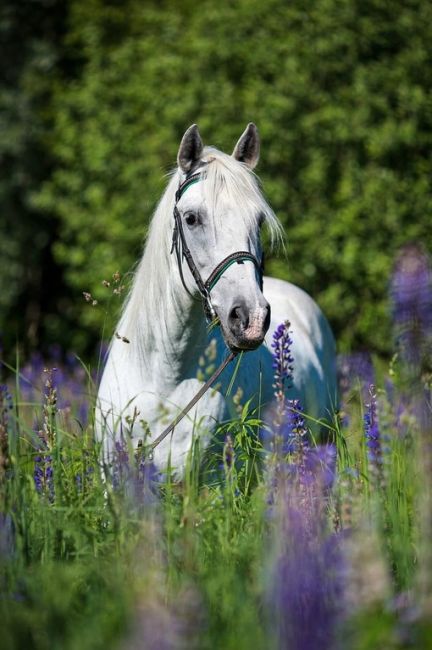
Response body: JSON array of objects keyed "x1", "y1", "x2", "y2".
[{"x1": 173, "y1": 123, "x2": 277, "y2": 351}]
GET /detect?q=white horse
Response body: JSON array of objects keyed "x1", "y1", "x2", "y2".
[{"x1": 97, "y1": 124, "x2": 337, "y2": 474}]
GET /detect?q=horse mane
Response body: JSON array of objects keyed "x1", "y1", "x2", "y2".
[{"x1": 118, "y1": 147, "x2": 283, "y2": 363}]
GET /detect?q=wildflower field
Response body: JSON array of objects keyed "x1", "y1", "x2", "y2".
[{"x1": 0, "y1": 245, "x2": 431, "y2": 650}]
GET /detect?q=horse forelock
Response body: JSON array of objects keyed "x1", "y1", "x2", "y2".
[{"x1": 200, "y1": 147, "x2": 282, "y2": 244}]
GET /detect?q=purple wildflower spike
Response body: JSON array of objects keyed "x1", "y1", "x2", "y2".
[
  {"x1": 391, "y1": 244, "x2": 432, "y2": 369},
  {"x1": 0, "y1": 385, "x2": 12, "y2": 481},
  {"x1": 134, "y1": 443, "x2": 159, "y2": 507},
  {"x1": 272, "y1": 320, "x2": 294, "y2": 402},
  {"x1": 268, "y1": 322, "x2": 342, "y2": 646},
  {"x1": 111, "y1": 436, "x2": 158, "y2": 509},
  {"x1": 364, "y1": 385, "x2": 384, "y2": 484},
  {"x1": 284, "y1": 399, "x2": 308, "y2": 463},
  {"x1": 272, "y1": 526, "x2": 344, "y2": 650},
  {"x1": 0, "y1": 513, "x2": 14, "y2": 559},
  {"x1": 269, "y1": 320, "x2": 295, "y2": 448},
  {"x1": 337, "y1": 352, "x2": 375, "y2": 401},
  {"x1": 269, "y1": 442, "x2": 343, "y2": 649},
  {"x1": 32, "y1": 369, "x2": 58, "y2": 501},
  {"x1": 305, "y1": 444, "x2": 337, "y2": 491},
  {"x1": 33, "y1": 434, "x2": 54, "y2": 500},
  {"x1": 112, "y1": 436, "x2": 130, "y2": 491}
]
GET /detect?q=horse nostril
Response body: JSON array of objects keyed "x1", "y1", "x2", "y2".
[
  {"x1": 230, "y1": 306, "x2": 240, "y2": 321},
  {"x1": 229, "y1": 304, "x2": 249, "y2": 330}
]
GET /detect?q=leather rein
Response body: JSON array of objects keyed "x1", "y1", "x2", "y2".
[{"x1": 147, "y1": 171, "x2": 263, "y2": 454}]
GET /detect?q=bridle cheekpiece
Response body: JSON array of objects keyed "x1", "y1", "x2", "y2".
[{"x1": 171, "y1": 171, "x2": 264, "y2": 320}]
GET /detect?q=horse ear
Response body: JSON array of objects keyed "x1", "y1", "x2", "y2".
[
  {"x1": 177, "y1": 124, "x2": 204, "y2": 173},
  {"x1": 232, "y1": 123, "x2": 260, "y2": 169}
]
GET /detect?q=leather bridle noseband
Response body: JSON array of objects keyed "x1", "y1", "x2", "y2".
[{"x1": 171, "y1": 172, "x2": 264, "y2": 320}]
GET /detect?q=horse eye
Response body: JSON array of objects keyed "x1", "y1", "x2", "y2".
[{"x1": 185, "y1": 212, "x2": 198, "y2": 227}]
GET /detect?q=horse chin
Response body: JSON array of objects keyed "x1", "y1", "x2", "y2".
[{"x1": 221, "y1": 328, "x2": 265, "y2": 352}]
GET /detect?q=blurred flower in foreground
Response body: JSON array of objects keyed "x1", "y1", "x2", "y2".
[
  {"x1": 19, "y1": 349, "x2": 91, "y2": 426},
  {"x1": 390, "y1": 245, "x2": 432, "y2": 620},
  {"x1": 342, "y1": 521, "x2": 390, "y2": 614},
  {"x1": 268, "y1": 445, "x2": 342, "y2": 650},
  {"x1": 111, "y1": 434, "x2": 159, "y2": 510},
  {"x1": 33, "y1": 369, "x2": 57, "y2": 501},
  {"x1": 0, "y1": 385, "x2": 12, "y2": 483},
  {"x1": 267, "y1": 319, "x2": 343, "y2": 649},
  {"x1": 364, "y1": 385, "x2": 384, "y2": 486},
  {"x1": 0, "y1": 513, "x2": 14, "y2": 560},
  {"x1": 391, "y1": 243, "x2": 432, "y2": 371},
  {"x1": 337, "y1": 353, "x2": 375, "y2": 418},
  {"x1": 33, "y1": 435, "x2": 54, "y2": 500}
]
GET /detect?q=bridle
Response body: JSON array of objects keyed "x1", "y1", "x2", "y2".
[
  {"x1": 170, "y1": 171, "x2": 264, "y2": 320},
  {"x1": 147, "y1": 170, "x2": 265, "y2": 455}
]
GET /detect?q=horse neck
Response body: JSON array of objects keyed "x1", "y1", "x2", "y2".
[{"x1": 122, "y1": 235, "x2": 208, "y2": 388}]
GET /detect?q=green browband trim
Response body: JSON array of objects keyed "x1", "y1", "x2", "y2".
[{"x1": 176, "y1": 174, "x2": 203, "y2": 201}]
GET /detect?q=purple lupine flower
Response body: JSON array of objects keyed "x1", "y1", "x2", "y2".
[
  {"x1": 268, "y1": 448, "x2": 343, "y2": 649},
  {"x1": 32, "y1": 369, "x2": 57, "y2": 501},
  {"x1": 305, "y1": 444, "x2": 337, "y2": 491},
  {"x1": 0, "y1": 385, "x2": 12, "y2": 412},
  {"x1": 33, "y1": 434, "x2": 54, "y2": 500},
  {"x1": 267, "y1": 330, "x2": 341, "y2": 647},
  {"x1": 112, "y1": 435, "x2": 159, "y2": 509},
  {"x1": 268, "y1": 321, "x2": 297, "y2": 455},
  {"x1": 0, "y1": 385, "x2": 12, "y2": 480},
  {"x1": 271, "y1": 527, "x2": 344, "y2": 650},
  {"x1": 122, "y1": 581, "x2": 204, "y2": 650},
  {"x1": 364, "y1": 385, "x2": 384, "y2": 484},
  {"x1": 283, "y1": 399, "x2": 308, "y2": 464},
  {"x1": 272, "y1": 320, "x2": 294, "y2": 401},
  {"x1": 112, "y1": 436, "x2": 130, "y2": 491},
  {"x1": 133, "y1": 443, "x2": 159, "y2": 507},
  {"x1": 20, "y1": 351, "x2": 45, "y2": 397},
  {"x1": 122, "y1": 604, "x2": 185, "y2": 650},
  {"x1": 391, "y1": 243, "x2": 432, "y2": 368},
  {"x1": 0, "y1": 513, "x2": 14, "y2": 559},
  {"x1": 337, "y1": 352, "x2": 375, "y2": 402},
  {"x1": 19, "y1": 350, "x2": 91, "y2": 427}
]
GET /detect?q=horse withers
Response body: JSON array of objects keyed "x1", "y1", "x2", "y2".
[{"x1": 96, "y1": 123, "x2": 337, "y2": 474}]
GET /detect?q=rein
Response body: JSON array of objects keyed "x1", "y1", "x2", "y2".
[{"x1": 147, "y1": 350, "x2": 237, "y2": 454}]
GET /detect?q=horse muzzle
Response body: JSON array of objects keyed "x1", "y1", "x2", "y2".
[{"x1": 223, "y1": 299, "x2": 271, "y2": 351}]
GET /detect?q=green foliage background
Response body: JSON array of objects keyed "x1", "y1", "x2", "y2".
[{"x1": 1, "y1": 0, "x2": 432, "y2": 357}]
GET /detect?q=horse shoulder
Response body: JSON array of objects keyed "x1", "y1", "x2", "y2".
[
  {"x1": 263, "y1": 276, "x2": 335, "y2": 351},
  {"x1": 263, "y1": 275, "x2": 338, "y2": 421}
]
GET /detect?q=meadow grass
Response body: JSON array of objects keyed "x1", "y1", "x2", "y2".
[{"x1": 1, "y1": 267, "x2": 432, "y2": 650}]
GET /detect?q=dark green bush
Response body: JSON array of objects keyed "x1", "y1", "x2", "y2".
[{"x1": 2, "y1": 0, "x2": 432, "y2": 356}]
